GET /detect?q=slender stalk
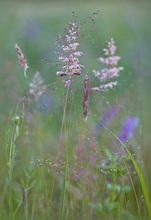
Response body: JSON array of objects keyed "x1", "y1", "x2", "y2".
[
  {"x1": 51, "y1": 84, "x2": 70, "y2": 201},
  {"x1": 22, "y1": 187, "x2": 28, "y2": 220}
]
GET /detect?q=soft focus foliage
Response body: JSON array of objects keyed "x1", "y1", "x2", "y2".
[{"x1": 0, "y1": 1, "x2": 151, "y2": 219}]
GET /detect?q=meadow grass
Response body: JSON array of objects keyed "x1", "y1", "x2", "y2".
[{"x1": 0, "y1": 1, "x2": 151, "y2": 219}]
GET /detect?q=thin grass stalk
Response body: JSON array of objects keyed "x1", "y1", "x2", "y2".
[
  {"x1": 60, "y1": 173, "x2": 67, "y2": 220},
  {"x1": 60, "y1": 82, "x2": 76, "y2": 219},
  {"x1": 13, "y1": 197, "x2": 22, "y2": 217},
  {"x1": 22, "y1": 187, "x2": 28, "y2": 220},
  {"x1": 59, "y1": 127, "x2": 68, "y2": 219},
  {"x1": 51, "y1": 84, "x2": 70, "y2": 201},
  {"x1": 67, "y1": 84, "x2": 75, "y2": 211},
  {"x1": 31, "y1": 196, "x2": 36, "y2": 220},
  {"x1": 35, "y1": 115, "x2": 51, "y2": 219}
]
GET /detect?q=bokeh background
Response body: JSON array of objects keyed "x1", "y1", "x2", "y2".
[{"x1": 0, "y1": 0, "x2": 151, "y2": 218}]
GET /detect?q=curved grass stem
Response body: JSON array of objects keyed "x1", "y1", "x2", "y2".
[
  {"x1": 104, "y1": 125, "x2": 151, "y2": 219},
  {"x1": 51, "y1": 84, "x2": 70, "y2": 202}
]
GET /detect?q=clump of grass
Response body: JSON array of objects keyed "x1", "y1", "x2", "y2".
[{"x1": 1, "y1": 103, "x2": 24, "y2": 219}]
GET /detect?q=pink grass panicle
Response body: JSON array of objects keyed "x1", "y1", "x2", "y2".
[
  {"x1": 28, "y1": 72, "x2": 47, "y2": 100},
  {"x1": 15, "y1": 43, "x2": 28, "y2": 78},
  {"x1": 56, "y1": 22, "x2": 84, "y2": 80},
  {"x1": 92, "y1": 38, "x2": 123, "y2": 92}
]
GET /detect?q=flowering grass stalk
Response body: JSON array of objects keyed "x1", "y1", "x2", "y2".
[{"x1": 51, "y1": 22, "x2": 85, "y2": 213}]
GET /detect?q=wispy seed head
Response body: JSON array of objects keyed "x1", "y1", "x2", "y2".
[{"x1": 15, "y1": 43, "x2": 28, "y2": 78}]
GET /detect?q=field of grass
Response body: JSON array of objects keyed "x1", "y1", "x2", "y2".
[{"x1": 0, "y1": 1, "x2": 151, "y2": 219}]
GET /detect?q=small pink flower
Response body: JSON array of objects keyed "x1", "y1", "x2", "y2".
[{"x1": 64, "y1": 80, "x2": 71, "y2": 87}]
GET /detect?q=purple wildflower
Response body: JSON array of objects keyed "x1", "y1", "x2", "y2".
[
  {"x1": 98, "y1": 105, "x2": 119, "y2": 128},
  {"x1": 117, "y1": 116, "x2": 139, "y2": 144}
]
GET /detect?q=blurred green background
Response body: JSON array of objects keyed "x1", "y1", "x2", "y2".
[{"x1": 0, "y1": 0, "x2": 151, "y2": 217}]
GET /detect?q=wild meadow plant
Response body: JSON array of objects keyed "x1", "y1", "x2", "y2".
[{"x1": 2, "y1": 18, "x2": 151, "y2": 220}]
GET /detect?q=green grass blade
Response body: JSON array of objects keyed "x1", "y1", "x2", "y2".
[{"x1": 105, "y1": 126, "x2": 151, "y2": 219}]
